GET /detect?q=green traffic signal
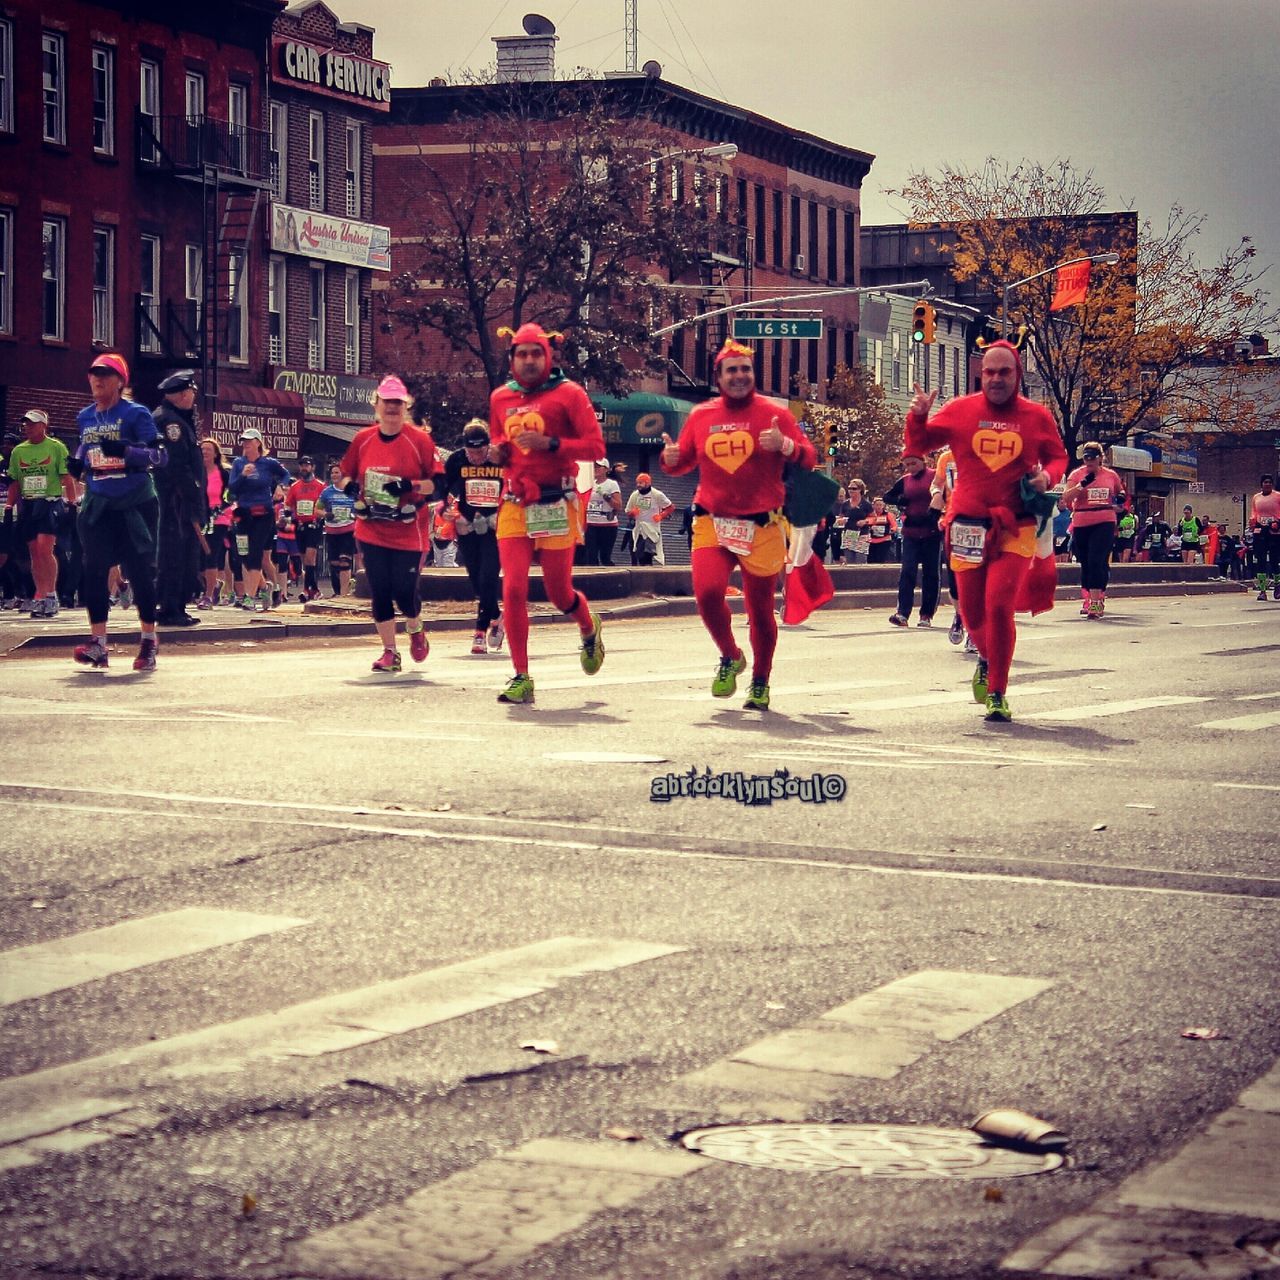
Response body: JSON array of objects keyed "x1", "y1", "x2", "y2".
[{"x1": 911, "y1": 302, "x2": 928, "y2": 344}]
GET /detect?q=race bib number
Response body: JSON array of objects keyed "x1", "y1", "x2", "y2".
[
  {"x1": 86, "y1": 446, "x2": 125, "y2": 473},
  {"x1": 1086, "y1": 486, "x2": 1110, "y2": 505},
  {"x1": 951, "y1": 519, "x2": 988, "y2": 565},
  {"x1": 362, "y1": 469, "x2": 398, "y2": 507},
  {"x1": 712, "y1": 516, "x2": 757, "y2": 556},
  {"x1": 854, "y1": 534, "x2": 870, "y2": 554},
  {"x1": 328, "y1": 506, "x2": 354, "y2": 526},
  {"x1": 21, "y1": 474, "x2": 48, "y2": 497},
  {"x1": 525, "y1": 498, "x2": 570, "y2": 539},
  {"x1": 465, "y1": 478, "x2": 501, "y2": 508},
  {"x1": 295, "y1": 499, "x2": 315, "y2": 517},
  {"x1": 234, "y1": 534, "x2": 250, "y2": 557},
  {"x1": 840, "y1": 529, "x2": 858, "y2": 551}
]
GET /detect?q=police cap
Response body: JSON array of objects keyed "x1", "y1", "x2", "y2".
[{"x1": 159, "y1": 369, "x2": 198, "y2": 394}]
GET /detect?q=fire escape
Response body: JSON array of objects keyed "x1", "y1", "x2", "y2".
[{"x1": 135, "y1": 111, "x2": 272, "y2": 399}]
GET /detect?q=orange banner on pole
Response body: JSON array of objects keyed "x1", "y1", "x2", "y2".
[{"x1": 1050, "y1": 261, "x2": 1091, "y2": 311}]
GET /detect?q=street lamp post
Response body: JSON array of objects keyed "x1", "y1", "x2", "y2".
[{"x1": 1001, "y1": 251, "x2": 1120, "y2": 336}]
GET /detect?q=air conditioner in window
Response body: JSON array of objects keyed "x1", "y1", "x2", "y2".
[{"x1": 793, "y1": 253, "x2": 806, "y2": 273}]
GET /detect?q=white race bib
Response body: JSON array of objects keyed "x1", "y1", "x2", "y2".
[
  {"x1": 525, "y1": 499, "x2": 570, "y2": 539},
  {"x1": 87, "y1": 446, "x2": 125, "y2": 473},
  {"x1": 295, "y1": 499, "x2": 315, "y2": 517},
  {"x1": 464, "y1": 478, "x2": 502, "y2": 508},
  {"x1": 1086, "y1": 486, "x2": 1110, "y2": 505},
  {"x1": 950, "y1": 519, "x2": 987, "y2": 565},
  {"x1": 712, "y1": 516, "x2": 757, "y2": 557},
  {"x1": 22, "y1": 474, "x2": 48, "y2": 497}
]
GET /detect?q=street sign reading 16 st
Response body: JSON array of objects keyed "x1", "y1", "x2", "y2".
[{"x1": 731, "y1": 317, "x2": 824, "y2": 340}]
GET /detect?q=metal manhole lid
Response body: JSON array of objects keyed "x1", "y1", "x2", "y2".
[{"x1": 680, "y1": 1123, "x2": 1063, "y2": 1179}]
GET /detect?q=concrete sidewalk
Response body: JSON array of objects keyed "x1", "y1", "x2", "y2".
[{"x1": 0, "y1": 562, "x2": 1246, "y2": 656}]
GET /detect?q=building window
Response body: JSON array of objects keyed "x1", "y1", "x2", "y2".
[
  {"x1": 41, "y1": 218, "x2": 65, "y2": 340},
  {"x1": 268, "y1": 257, "x2": 286, "y2": 365},
  {"x1": 827, "y1": 207, "x2": 837, "y2": 282},
  {"x1": 92, "y1": 227, "x2": 114, "y2": 345},
  {"x1": 41, "y1": 31, "x2": 66, "y2": 144},
  {"x1": 771, "y1": 190, "x2": 783, "y2": 267},
  {"x1": 228, "y1": 82, "x2": 247, "y2": 174},
  {"x1": 0, "y1": 20, "x2": 13, "y2": 134},
  {"x1": 269, "y1": 102, "x2": 287, "y2": 199},
  {"x1": 843, "y1": 329, "x2": 854, "y2": 371},
  {"x1": 343, "y1": 269, "x2": 360, "y2": 373},
  {"x1": 891, "y1": 332, "x2": 901, "y2": 391},
  {"x1": 139, "y1": 233, "x2": 160, "y2": 352},
  {"x1": 873, "y1": 337, "x2": 884, "y2": 385},
  {"x1": 308, "y1": 264, "x2": 325, "y2": 369},
  {"x1": 308, "y1": 111, "x2": 325, "y2": 210},
  {"x1": 753, "y1": 184, "x2": 764, "y2": 263},
  {"x1": 227, "y1": 251, "x2": 247, "y2": 363},
  {"x1": 807, "y1": 201, "x2": 818, "y2": 277},
  {"x1": 953, "y1": 346, "x2": 961, "y2": 398},
  {"x1": 789, "y1": 195, "x2": 801, "y2": 270},
  {"x1": 344, "y1": 123, "x2": 360, "y2": 217},
  {"x1": 92, "y1": 46, "x2": 115, "y2": 155},
  {"x1": 843, "y1": 211, "x2": 856, "y2": 285},
  {"x1": 0, "y1": 209, "x2": 12, "y2": 335},
  {"x1": 184, "y1": 71, "x2": 205, "y2": 167},
  {"x1": 938, "y1": 345, "x2": 946, "y2": 397},
  {"x1": 184, "y1": 243, "x2": 202, "y2": 355},
  {"x1": 139, "y1": 59, "x2": 161, "y2": 164}
]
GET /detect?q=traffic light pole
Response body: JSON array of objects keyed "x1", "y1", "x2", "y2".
[{"x1": 650, "y1": 280, "x2": 934, "y2": 338}]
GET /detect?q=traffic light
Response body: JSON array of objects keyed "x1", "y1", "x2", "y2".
[{"x1": 911, "y1": 300, "x2": 936, "y2": 345}]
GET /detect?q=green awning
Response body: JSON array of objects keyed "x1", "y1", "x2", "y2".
[{"x1": 591, "y1": 393, "x2": 693, "y2": 446}]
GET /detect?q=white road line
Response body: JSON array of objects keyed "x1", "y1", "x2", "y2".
[
  {"x1": 1234, "y1": 691, "x2": 1280, "y2": 701},
  {"x1": 664, "y1": 970, "x2": 1051, "y2": 1119},
  {"x1": 1026, "y1": 695, "x2": 1210, "y2": 722},
  {"x1": 0, "y1": 937, "x2": 683, "y2": 1153},
  {"x1": 0, "y1": 908, "x2": 307, "y2": 1006},
  {"x1": 285, "y1": 1138, "x2": 705, "y2": 1279},
  {"x1": 1002, "y1": 1060, "x2": 1280, "y2": 1276},
  {"x1": 1215, "y1": 782, "x2": 1280, "y2": 793},
  {"x1": 1197, "y1": 709, "x2": 1280, "y2": 731}
]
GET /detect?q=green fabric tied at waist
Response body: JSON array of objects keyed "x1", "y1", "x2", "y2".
[
  {"x1": 80, "y1": 478, "x2": 159, "y2": 555},
  {"x1": 1019, "y1": 475, "x2": 1060, "y2": 536}
]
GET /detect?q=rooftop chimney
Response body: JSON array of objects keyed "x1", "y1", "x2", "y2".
[{"x1": 495, "y1": 14, "x2": 557, "y2": 82}]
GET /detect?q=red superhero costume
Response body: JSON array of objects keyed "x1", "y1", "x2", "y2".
[{"x1": 906, "y1": 341, "x2": 1066, "y2": 707}]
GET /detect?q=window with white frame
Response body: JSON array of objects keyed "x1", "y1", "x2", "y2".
[
  {"x1": 344, "y1": 123, "x2": 360, "y2": 217},
  {"x1": 92, "y1": 227, "x2": 114, "y2": 345},
  {"x1": 891, "y1": 331, "x2": 901, "y2": 391},
  {"x1": 41, "y1": 218, "x2": 66, "y2": 340},
  {"x1": 953, "y1": 346, "x2": 961, "y2": 398},
  {"x1": 92, "y1": 46, "x2": 114, "y2": 155},
  {"x1": 343, "y1": 269, "x2": 360, "y2": 373},
  {"x1": 268, "y1": 257, "x2": 286, "y2": 365},
  {"x1": 308, "y1": 111, "x2": 325, "y2": 210},
  {"x1": 138, "y1": 233, "x2": 160, "y2": 352},
  {"x1": 269, "y1": 102, "x2": 287, "y2": 199},
  {"x1": 184, "y1": 243, "x2": 202, "y2": 354},
  {"x1": 873, "y1": 338, "x2": 884, "y2": 385},
  {"x1": 308, "y1": 264, "x2": 325, "y2": 369},
  {"x1": 228, "y1": 82, "x2": 247, "y2": 174},
  {"x1": 227, "y1": 250, "x2": 247, "y2": 363},
  {"x1": 0, "y1": 209, "x2": 12, "y2": 335},
  {"x1": 41, "y1": 31, "x2": 66, "y2": 144},
  {"x1": 183, "y1": 71, "x2": 204, "y2": 166},
  {"x1": 139, "y1": 59, "x2": 161, "y2": 163},
  {"x1": 0, "y1": 20, "x2": 13, "y2": 134}
]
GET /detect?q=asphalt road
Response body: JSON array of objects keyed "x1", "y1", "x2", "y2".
[{"x1": 0, "y1": 592, "x2": 1277, "y2": 1280}]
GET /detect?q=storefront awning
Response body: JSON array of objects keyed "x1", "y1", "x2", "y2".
[
  {"x1": 591, "y1": 392, "x2": 692, "y2": 446},
  {"x1": 211, "y1": 383, "x2": 305, "y2": 457},
  {"x1": 303, "y1": 420, "x2": 360, "y2": 444},
  {"x1": 1109, "y1": 445, "x2": 1153, "y2": 472}
]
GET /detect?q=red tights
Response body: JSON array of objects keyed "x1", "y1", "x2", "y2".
[
  {"x1": 955, "y1": 552, "x2": 1031, "y2": 695},
  {"x1": 691, "y1": 546, "x2": 778, "y2": 682},
  {"x1": 498, "y1": 538, "x2": 591, "y2": 672}
]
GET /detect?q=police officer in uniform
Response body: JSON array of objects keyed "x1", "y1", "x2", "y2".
[{"x1": 153, "y1": 370, "x2": 208, "y2": 626}]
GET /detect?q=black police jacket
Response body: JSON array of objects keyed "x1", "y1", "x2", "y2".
[{"x1": 152, "y1": 401, "x2": 207, "y2": 518}]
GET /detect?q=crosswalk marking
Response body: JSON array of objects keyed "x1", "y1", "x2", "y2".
[
  {"x1": 1197, "y1": 709, "x2": 1280, "y2": 731},
  {"x1": 0, "y1": 937, "x2": 683, "y2": 1159},
  {"x1": 285, "y1": 1138, "x2": 705, "y2": 1279},
  {"x1": 663, "y1": 970, "x2": 1052, "y2": 1120},
  {"x1": 1026, "y1": 695, "x2": 1210, "y2": 721},
  {"x1": 1003, "y1": 1058, "x2": 1280, "y2": 1276},
  {"x1": 0, "y1": 908, "x2": 308, "y2": 1006}
]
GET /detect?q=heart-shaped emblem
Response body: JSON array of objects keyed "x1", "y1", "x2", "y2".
[
  {"x1": 705, "y1": 430, "x2": 755, "y2": 475},
  {"x1": 972, "y1": 427, "x2": 1023, "y2": 472},
  {"x1": 506, "y1": 410, "x2": 547, "y2": 455}
]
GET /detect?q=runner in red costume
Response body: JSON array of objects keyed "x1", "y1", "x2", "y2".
[
  {"x1": 661, "y1": 339, "x2": 816, "y2": 711},
  {"x1": 488, "y1": 322, "x2": 607, "y2": 705},
  {"x1": 906, "y1": 340, "x2": 1066, "y2": 722}
]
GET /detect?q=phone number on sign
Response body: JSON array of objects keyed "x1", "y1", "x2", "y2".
[{"x1": 650, "y1": 767, "x2": 847, "y2": 806}]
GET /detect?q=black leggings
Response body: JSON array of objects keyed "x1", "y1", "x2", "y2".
[
  {"x1": 361, "y1": 541, "x2": 421, "y2": 623},
  {"x1": 1073, "y1": 521, "x2": 1116, "y2": 591},
  {"x1": 457, "y1": 530, "x2": 501, "y2": 630},
  {"x1": 79, "y1": 498, "x2": 159, "y2": 625}
]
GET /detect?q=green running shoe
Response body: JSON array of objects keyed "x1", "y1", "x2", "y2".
[
  {"x1": 971, "y1": 659, "x2": 989, "y2": 704},
  {"x1": 579, "y1": 613, "x2": 605, "y2": 675},
  {"x1": 498, "y1": 673, "x2": 535, "y2": 704},
  {"x1": 711, "y1": 650, "x2": 747, "y2": 697},
  {"x1": 985, "y1": 692, "x2": 1012, "y2": 722},
  {"x1": 743, "y1": 679, "x2": 771, "y2": 711}
]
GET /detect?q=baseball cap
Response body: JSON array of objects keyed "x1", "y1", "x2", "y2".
[
  {"x1": 239, "y1": 427, "x2": 264, "y2": 442},
  {"x1": 636, "y1": 472, "x2": 652, "y2": 485},
  {"x1": 298, "y1": 455, "x2": 314, "y2": 465},
  {"x1": 89, "y1": 353, "x2": 130, "y2": 380},
  {"x1": 595, "y1": 457, "x2": 610, "y2": 468},
  {"x1": 376, "y1": 374, "x2": 410, "y2": 402},
  {"x1": 461, "y1": 420, "x2": 490, "y2": 448},
  {"x1": 158, "y1": 369, "x2": 198, "y2": 393},
  {"x1": 22, "y1": 410, "x2": 49, "y2": 425}
]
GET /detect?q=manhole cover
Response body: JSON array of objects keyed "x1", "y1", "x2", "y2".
[{"x1": 680, "y1": 1124, "x2": 1063, "y2": 1179}]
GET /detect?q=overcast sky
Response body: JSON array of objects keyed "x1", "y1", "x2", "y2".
[{"x1": 346, "y1": 0, "x2": 1278, "y2": 311}]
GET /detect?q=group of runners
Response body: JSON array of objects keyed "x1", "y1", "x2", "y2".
[{"x1": 8, "y1": 332, "x2": 1275, "y2": 720}]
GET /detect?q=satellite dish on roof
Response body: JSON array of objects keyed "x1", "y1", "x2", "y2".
[
  {"x1": 522, "y1": 13, "x2": 556, "y2": 35},
  {"x1": 642, "y1": 59, "x2": 662, "y2": 79}
]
